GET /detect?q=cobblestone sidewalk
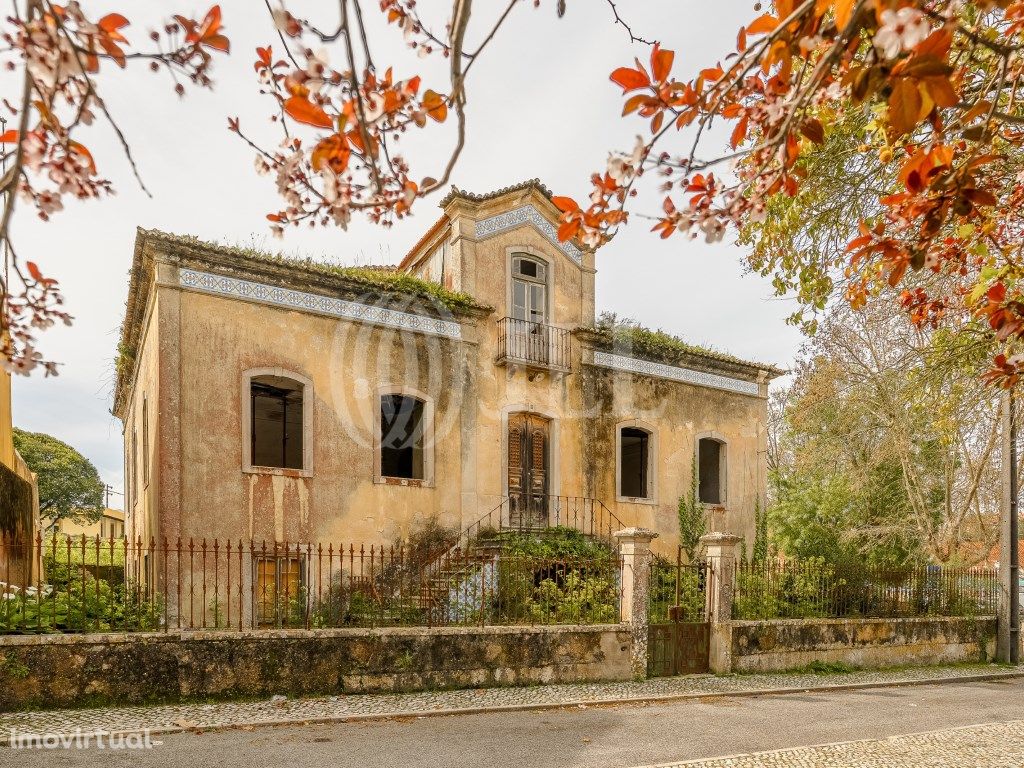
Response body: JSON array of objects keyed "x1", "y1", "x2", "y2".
[
  {"x1": 0, "y1": 663, "x2": 1018, "y2": 745},
  {"x1": 639, "y1": 719, "x2": 1024, "y2": 767}
]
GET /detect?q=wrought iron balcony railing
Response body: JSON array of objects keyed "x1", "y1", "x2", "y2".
[{"x1": 496, "y1": 317, "x2": 571, "y2": 372}]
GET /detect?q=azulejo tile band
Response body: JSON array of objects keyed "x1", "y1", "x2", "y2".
[
  {"x1": 475, "y1": 205, "x2": 584, "y2": 265},
  {"x1": 177, "y1": 269, "x2": 463, "y2": 340},
  {"x1": 593, "y1": 351, "x2": 760, "y2": 396}
]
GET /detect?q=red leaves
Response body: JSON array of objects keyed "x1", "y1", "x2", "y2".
[
  {"x1": 730, "y1": 113, "x2": 749, "y2": 149},
  {"x1": 25, "y1": 261, "x2": 57, "y2": 287},
  {"x1": 897, "y1": 145, "x2": 952, "y2": 194},
  {"x1": 746, "y1": 13, "x2": 780, "y2": 35},
  {"x1": 651, "y1": 44, "x2": 674, "y2": 84},
  {"x1": 611, "y1": 43, "x2": 676, "y2": 94},
  {"x1": 284, "y1": 96, "x2": 333, "y2": 129},
  {"x1": 311, "y1": 133, "x2": 351, "y2": 174},
  {"x1": 833, "y1": 0, "x2": 856, "y2": 29},
  {"x1": 422, "y1": 90, "x2": 447, "y2": 122},
  {"x1": 0, "y1": 130, "x2": 18, "y2": 143},
  {"x1": 699, "y1": 65, "x2": 725, "y2": 82},
  {"x1": 888, "y1": 78, "x2": 924, "y2": 138},
  {"x1": 800, "y1": 119, "x2": 825, "y2": 145},
  {"x1": 551, "y1": 196, "x2": 580, "y2": 213},
  {"x1": 67, "y1": 141, "x2": 95, "y2": 173},
  {"x1": 255, "y1": 46, "x2": 273, "y2": 72},
  {"x1": 98, "y1": 13, "x2": 129, "y2": 37},
  {"x1": 174, "y1": 6, "x2": 229, "y2": 53},
  {"x1": 610, "y1": 66, "x2": 650, "y2": 92}
]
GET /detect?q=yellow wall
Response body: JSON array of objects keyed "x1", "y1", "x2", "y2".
[
  {"x1": 0, "y1": 367, "x2": 13, "y2": 468},
  {"x1": 57, "y1": 509, "x2": 126, "y2": 540}
]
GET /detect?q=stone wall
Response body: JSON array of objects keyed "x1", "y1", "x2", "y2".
[
  {"x1": 730, "y1": 616, "x2": 996, "y2": 673},
  {"x1": 0, "y1": 624, "x2": 633, "y2": 711}
]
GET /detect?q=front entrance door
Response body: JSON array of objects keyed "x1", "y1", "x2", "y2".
[{"x1": 507, "y1": 413, "x2": 550, "y2": 530}]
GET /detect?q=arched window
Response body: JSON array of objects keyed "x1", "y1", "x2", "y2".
[
  {"x1": 511, "y1": 255, "x2": 548, "y2": 325},
  {"x1": 244, "y1": 370, "x2": 311, "y2": 472},
  {"x1": 698, "y1": 437, "x2": 727, "y2": 505},
  {"x1": 617, "y1": 422, "x2": 656, "y2": 502},
  {"x1": 379, "y1": 394, "x2": 427, "y2": 480}
]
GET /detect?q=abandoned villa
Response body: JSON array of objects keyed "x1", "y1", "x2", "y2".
[{"x1": 113, "y1": 180, "x2": 783, "y2": 574}]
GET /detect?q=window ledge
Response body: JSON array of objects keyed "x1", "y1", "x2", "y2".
[
  {"x1": 244, "y1": 466, "x2": 313, "y2": 479},
  {"x1": 616, "y1": 495, "x2": 658, "y2": 506},
  {"x1": 374, "y1": 476, "x2": 434, "y2": 488}
]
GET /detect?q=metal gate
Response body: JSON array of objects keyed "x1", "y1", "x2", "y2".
[{"x1": 647, "y1": 549, "x2": 712, "y2": 676}]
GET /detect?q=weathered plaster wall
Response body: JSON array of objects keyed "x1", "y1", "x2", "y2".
[
  {"x1": 581, "y1": 366, "x2": 766, "y2": 554},
  {"x1": 730, "y1": 616, "x2": 996, "y2": 673},
  {"x1": 0, "y1": 624, "x2": 633, "y2": 711},
  {"x1": 171, "y1": 285, "x2": 472, "y2": 546},
  {"x1": 122, "y1": 288, "x2": 162, "y2": 549},
  {"x1": 121, "y1": 191, "x2": 770, "y2": 558}
]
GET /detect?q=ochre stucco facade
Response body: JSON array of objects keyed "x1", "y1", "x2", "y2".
[{"x1": 114, "y1": 181, "x2": 781, "y2": 567}]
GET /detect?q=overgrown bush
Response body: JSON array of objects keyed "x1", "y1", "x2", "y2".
[
  {"x1": 732, "y1": 559, "x2": 995, "y2": 620},
  {"x1": 0, "y1": 560, "x2": 161, "y2": 634}
]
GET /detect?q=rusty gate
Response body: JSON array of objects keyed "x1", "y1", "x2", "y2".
[{"x1": 647, "y1": 549, "x2": 712, "y2": 676}]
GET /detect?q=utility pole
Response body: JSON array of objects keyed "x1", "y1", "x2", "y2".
[
  {"x1": 103, "y1": 484, "x2": 123, "y2": 510},
  {"x1": 998, "y1": 388, "x2": 1020, "y2": 663}
]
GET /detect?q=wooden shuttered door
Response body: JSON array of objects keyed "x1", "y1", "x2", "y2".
[{"x1": 507, "y1": 413, "x2": 550, "y2": 529}]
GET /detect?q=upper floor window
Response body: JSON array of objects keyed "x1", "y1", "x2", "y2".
[
  {"x1": 250, "y1": 375, "x2": 305, "y2": 470},
  {"x1": 619, "y1": 425, "x2": 653, "y2": 500},
  {"x1": 142, "y1": 395, "x2": 150, "y2": 486},
  {"x1": 380, "y1": 394, "x2": 426, "y2": 480},
  {"x1": 698, "y1": 437, "x2": 726, "y2": 505},
  {"x1": 511, "y1": 255, "x2": 548, "y2": 325}
]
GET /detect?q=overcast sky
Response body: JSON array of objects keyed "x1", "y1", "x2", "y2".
[{"x1": 10, "y1": 0, "x2": 802, "y2": 501}]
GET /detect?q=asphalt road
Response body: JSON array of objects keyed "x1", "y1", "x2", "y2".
[{"x1": 8, "y1": 678, "x2": 1024, "y2": 768}]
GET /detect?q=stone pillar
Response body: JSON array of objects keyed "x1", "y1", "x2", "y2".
[
  {"x1": 700, "y1": 531, "x2": 742, "y2": 674},
  {"x1": 615, "y1": 527, "x2": 658, "y2": 679}
]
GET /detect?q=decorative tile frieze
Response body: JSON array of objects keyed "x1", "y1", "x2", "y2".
[
  {"x1": 475, "y1": 205, "x2": 584, "y2": 265},
  {"x1": 176, "y1": 269, "x2": 463, "y2": 340},
  {"x1": 592, "y1": 350, "x2": 760, "y2": 396}
]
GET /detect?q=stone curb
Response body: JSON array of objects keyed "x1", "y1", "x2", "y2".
[{"x1": 1, "y1": 670, "x2": 1021, "y2": 747}]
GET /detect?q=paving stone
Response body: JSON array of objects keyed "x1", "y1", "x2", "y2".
[
  {"x1": 0, "y1": 663, "x2": 1018, "y2": 745},
  {"x1": 643, "y1": 719, "x2": 1024, "y2": 767}
]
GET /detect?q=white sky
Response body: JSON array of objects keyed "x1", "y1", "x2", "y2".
[{"x1": 10, "y1": 0, "x2": 803, "y2": 500}]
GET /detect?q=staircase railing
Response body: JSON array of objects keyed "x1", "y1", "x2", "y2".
[
  {"x1": 425, "y1": 494, "x2": 627, "y2": 576},
  {"x1": 413, "y1": 495, "x2": 629, "y2": 619}
]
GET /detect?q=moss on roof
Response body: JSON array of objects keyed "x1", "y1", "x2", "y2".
[
  {"x1": 141, "y1": 230, "x2": 484, "y2": 313},
  {"x1": 591, "y1": 312, "x2": 783, "y2": 376}
]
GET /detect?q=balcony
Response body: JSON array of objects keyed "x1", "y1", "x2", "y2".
[{"x1": 496, "y1": 317, "x2": 571, "y2": 373}]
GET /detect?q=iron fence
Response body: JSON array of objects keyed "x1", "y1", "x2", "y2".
[
  {"x1": 732, "y1": 559, "x2": 999, "y2": 620},
  {"x1": 649, "y1": 551, "x2": 710, "y2": 623},
  {"x1": 0, "y1": 533, "x2": 622, "y2": 634}
]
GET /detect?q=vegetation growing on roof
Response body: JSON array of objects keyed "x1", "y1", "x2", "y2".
[
  {"x1": 114, "y1": 232, "x2": 486, "y2": 393},
  {"x1": 324, "y1": 265, "x2": 479, "y2": 313},
  {"x1": 115, "y1": 340, "x2": 135, "y2": 384},
  {"x1": 593, "y1": 312, "x2": 766, "y2": 371},
  {"x1": 151, "y1": 232, "x2": 483, "y2": 313}
]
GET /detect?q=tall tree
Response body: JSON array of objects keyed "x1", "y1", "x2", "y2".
[
  {"x1": 12, "y1": 428, "x2": 104, "y2": 525},
  {"x1": 771, "y1": 298, "x2": 1001, "y2": 565}
]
